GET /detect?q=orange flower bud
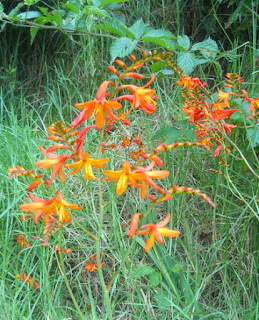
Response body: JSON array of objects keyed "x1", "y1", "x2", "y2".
[
  {"x1": 107, "y1": 66, "x2": 120, "y2": 76},
  {"x1": 27, "y1": 180, "x2": 41, "y2": 191},
  {"x1": 129, "y1": 213, "x2": 143, "y2": 237},
  {"x1": 115, "y1": 59, "x2": 127, "y2": 68}
]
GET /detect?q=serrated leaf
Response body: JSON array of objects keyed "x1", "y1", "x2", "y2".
[
  {"x1": 194, "y1": 58, "x2": 209, "y2": 66},
  {"x1": 102, "y1": 0, "x2": 129, "y2": 6},
  {"x1": 191, "y1": 37, "x2": 218, "y2": 60},
  {"x1": 149, "y1": 271, "x2": 162, "y2": 287},
  {"x1": 143, "y1": 28, "x2": 175, "y2": 39},
  {"x1": 16, "y1": 11, "x2": 42, "y2": 19},
  {"x1": 178, "y1": 52, "x2": 196, "y2": 74},
  {"x1": 177, "y1": 35, "x2": 190, "y2": 51},
  {"x1": 129, "y1": 265, "x2": 154, "y2": 279},
  {"x1": 142, "y1": 37, "x2": 176, "y2": 51},
  {"x1": 129, "y1": 19, "x2": 145, "y2": 39},
  {"x1": 99, "y1": 19, "x2": 127, "y2": 36},
  {"x1": 154, "y1": 291, "x2": 172, "y2": 310},
  {"x1": 247, "y1": 126, "x2": 259, "y2": 148},
  {"x1": 110, "y1": 37, "x2": 137, "y2": 61}
]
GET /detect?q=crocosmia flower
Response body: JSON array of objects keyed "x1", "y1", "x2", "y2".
[
  {"x1": 65, "y1": 152, "x2": 109, "y2": 180},
  {"x1": 71, "y1": 81, "x2": 122, "y2": 130},
  {"x1": 36, "y1": 146, "x2": 71, "y2": 183},
  {"x1": 117, "y1": 74, "x2": 158, "y2": 114},
  {"x1": 20, "y1": 191, "x2": 82, "y2": 223},
  {"x1": 131, "y1": 214, "x2": 180, "y2": 252},
  {"x1": 104, "y1": 161, "x2": 145, "y2": 195}
]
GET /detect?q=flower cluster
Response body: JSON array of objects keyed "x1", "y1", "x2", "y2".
[
  {"x1": 177, "y1": 73, "x2": 258, "y2": 159},
  {"x1": 9, "y1": 52, "x2": 217, "y2": 258},
  {"x1": 16, "y1": 273, "x2": 39, "y2": 289}
]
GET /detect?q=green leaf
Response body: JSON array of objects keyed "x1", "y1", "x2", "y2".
[
  {"x1": 177, "y1": 52, "x2": 196, "y2": 74},
  {"x1": 129, "y1": 265, "x2": 154, "y2": 279},
  {"x1": 154, "y1": 291, "x2": 172, "y2": 310},
  {"x1": 153, "y1": 127, "x2": 176, "y2": 139},
  {"x1": 177, "y1": 35, "x2": 190, "y2": 51},
  {"x1": 110, "y1": 37, "x2": 138, "y2": 61},
  {"x1": 30, "y1": 27, "x2": 39, "y2": 44},
  {"x1": 16, "y1": 11, "x2": 42, "y2": 19},
  {"x1": 97, "y1": 19, "x2": 127, "y2": 36},
  {"x1": 63, "y1": 3, "x2": 80, "y2": 14},
  {"x1": 192, "y1": 37, "x2": 219, "y2": 60},
  {"x1": 142, "y1": 37, "x2": 176, "y2": 51},
  {"x1": 86, "y1": 5, "x2": 110, "y2": 17},
  {"x1": 247, "y1": 126, "x2": 259, "y2": 148},
  {"x1": 149, "y1": 271, "x2": 162, "y2": 287},
  {"x1": 143, "y1": 28, "x2": 175, "y2": 39},
  {"x1": 150, "y1": 61, "x2": 167, "y2": 73},
  {"x1": 101, "y1": 0, "x2": 129, "y2": 5},
  {"x1": 33, "y1": 16, "x2": 53, "y2": 26},
  {"x1": 165, "y1": 129, "x2": 185, "y2": 144},
  {"x1": 129, "y1": 19, "x2": 145, "y2": 39},
  {"x1": 194, "y1": 58, "x2": 209, "y2": 66},
  {"x1": 0, "y1": 3, "x2": 4, "y2": 19}
]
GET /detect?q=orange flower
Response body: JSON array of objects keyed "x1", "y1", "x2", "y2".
[
  {"x1": 16, "y1": 234, "x2": 31, "y2": 248},
  {"x1": 36, "y1": 146, "x2": 71, "y2": 183},
  {"x1": 104, "y1": 161, "x2": 145, "y2": 195},
  {"x1": 177, "y1": 75, "x2": 205, "y2": 91},
  {"x1": 134, "y1": 163, "x2": 169, "y2": 199},
  {"x1": 242, "y1": 90, "x2": 259, "y2": 117},
  {"x1": 20, "y1": 191, "x2": 82, "y2": 224},
  {"x1": 71, "y1": 81, "x2": 122, "y2": 130},
  {"x1": 16, "y1": 273, "x2": 39, "y2": 289},
  {"x1": 118, "y1": 74, "x2": 158, "y2": 114},
  {"x1": 217, "y1": 89, "x2": 236, "y2": 107},
  {"x1": 210, "y1": 108, "x2": 240, "y2": 122},
  {"x1": 65, "y1": 152, "x2": 109, "y2": 180},
  {"x1": 130, "y1": 214, "x2": 180, "y2": 252}
]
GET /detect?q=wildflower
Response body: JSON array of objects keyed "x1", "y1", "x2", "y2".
[
  {"x1": 117, "y1": 74, "x2": 158, "y2": 114},
  {"x1": 177, "y1": 75, "x2": 205, "y2": 91},
  {"x1": 16, "y1": 273, "x2": 39, "y2": 289},
  {"x1": 120, "y1": 137, "x2": 131, "y2": 147},
  {"x1": 16, "y1": 234, "x2": 31, "y2": 248},
  {"x1": 36, "y1": 146, "x2": 71, "y2": 183},
  {"x1": 20, "y1": 191, "x2": 82, "y2": 224},
  {"x1": 134, "y1": 162, "x2": 169, "y2": 198},
  {"x1": 210, "y1": 108, "x2": 240, "y2": 122},
  {"x1": 104, "y1": 161, "x2": 145, "y2": 195},
  {"x1": 71, "y1": 81, "x2": 122, "y2": 130},
  {"x1": 65, "y1": 152, "x2": 109, "y2": 180},
  {"x1": 84, "y1": 253, "x2": 104, "y2": 272},
  {"x1": 54, "y1": 243, "x2": 72, "y2": 254},
  {"x1": 129, "y1": 213, "x2": 180, "y2": 252},
  {"x1": 242, "y1": 90, "x2": 259, "y2": 117},
  {"x1": 217, "y1": 89, "x2": 236, "y2": 107}
]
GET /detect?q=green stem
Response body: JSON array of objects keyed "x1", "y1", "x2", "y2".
[
  {"x1": 96, "y1": 128, "x2": 113, "y2": 319},
  {"x1": 58, "y1": 227, "x2": 85, "y2": 320}
]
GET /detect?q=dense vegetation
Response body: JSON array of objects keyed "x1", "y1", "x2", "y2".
[{"x1": 0, "y1": 1, "x2": 258, "y2": 319}]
